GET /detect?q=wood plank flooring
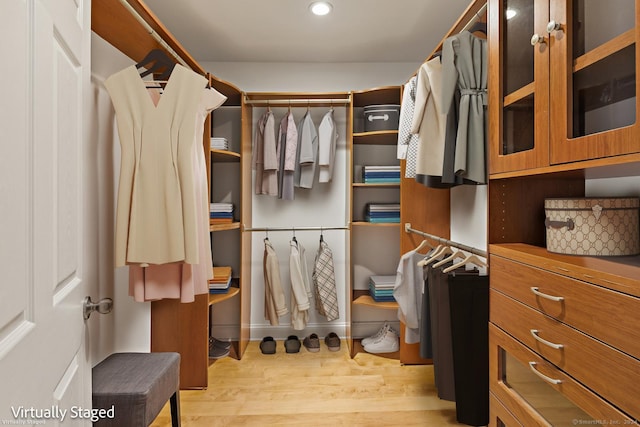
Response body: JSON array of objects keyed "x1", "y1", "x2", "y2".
[{"x1": 151, "y1": 341, "x2": 466, "y2": 426}]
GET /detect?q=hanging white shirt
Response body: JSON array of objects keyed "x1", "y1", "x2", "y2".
[
  {"x1": 318, "y1": 110, "x2": 337, "y2": 183},
  {"x1": 393, "y1": 249, "x2": 426, "y2": 344}
]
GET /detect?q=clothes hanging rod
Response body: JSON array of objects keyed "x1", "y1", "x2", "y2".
[
  {"x1": 243, "y1": 225, "x2": 349, "y2": 232},
  {"x1": 118, "y1": 0, "x2": 190, "y2": 69},
  {"x1": 243, "y1": 97, "x2": 351, "y2": 106},
  {"x1": 404, "y1": 223, "x2": 487, "y2": 258},
  {"x1": 460, "y1": 2, "x2": 488, "y2": 33}
]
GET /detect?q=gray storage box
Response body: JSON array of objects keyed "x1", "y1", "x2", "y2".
[
  {"x1": 544, "y1": 197, "x2": 640, "y2": 256},
  {"x1": 364, "y1": 104, "x2": 400, "y2": 132}
]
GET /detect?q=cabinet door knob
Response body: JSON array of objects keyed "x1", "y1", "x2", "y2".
[
  {"x1": 530, "y1": 33, "x2": 546, "y2": 46},
  {"x1": 547, "y1": 20, "x2": 562, "y2": 33}
]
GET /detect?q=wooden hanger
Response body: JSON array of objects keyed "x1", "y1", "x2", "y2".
[
  {"x1": 442, "y1": 253, "x2": 488, "y2": 273},
  {"x1": 413, "y1": 239, "x2": 433, "y2": 254},
  {"x1": 136, "y1": 49, "x2": 176, "y2": 81},
  {"x1": 432, "y1": 249, "x2": 466, "y2": 269},
  {"x1": 417, "y1": 244, "x2": 450, "y2": 267}
]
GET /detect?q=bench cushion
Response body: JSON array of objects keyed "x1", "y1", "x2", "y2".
[{"x1": 92, "y1": 352, "x2": 180, "y2": 426}]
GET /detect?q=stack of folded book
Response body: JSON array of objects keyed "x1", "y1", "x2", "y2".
[
  {"x1": 210, "y1": 137, "x2": 229, "y2": 150},
  {"x1": 368, "y1": 275, "x2": 396, "y2": 302},
  {"x1": 210, "y1": 203, "x2": 234, "y2": 224},
  {"x1": 365, "y1": 203, "x2": 400, "y2": 223},
  {"x1": 362, "y1": 165, "x2": 400, "y2": 184},
  {"x1": 209, "y1": 266, "x2": 232, "y2": 294}
]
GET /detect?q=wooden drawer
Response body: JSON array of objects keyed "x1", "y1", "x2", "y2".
[
  {"x1": 490, "y1": 392, "x2": 522, "y2": 427},
  {"x1": 491, "y1": 254, "x2": 640, "y2": 359},
  {"x1": 491, "y1": 290, "x2": 640, "y2": 419},
  {"x1": 489, "y1": 324, "x2": 633, "y2": 426}
]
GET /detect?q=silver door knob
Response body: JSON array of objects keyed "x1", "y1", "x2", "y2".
[
  {"x1": 83, "y1": 296, "x2": 113, "y2": 320},
  {"x1": 530, "y1": 34, "x2": 546, "y2": 46},
  {"x1": 547, "y1": 20, "x2": 562, "y2": 33}
]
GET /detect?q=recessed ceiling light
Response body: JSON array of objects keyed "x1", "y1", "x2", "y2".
[
  {"x1": 310, "y1": 1, "x2": 332, "y2": 16},
  {"x1": 506, "y1": 8, "x2": 517, "y2": 20}
]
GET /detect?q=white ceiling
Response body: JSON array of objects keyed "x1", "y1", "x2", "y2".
[{"x1": 144, "y1": 0, "x2": 472, "y2": 63}]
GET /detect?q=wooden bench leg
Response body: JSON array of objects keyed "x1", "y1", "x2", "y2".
[{"x1": 170, "y1": 390, "x2": 181, "y2": 427}]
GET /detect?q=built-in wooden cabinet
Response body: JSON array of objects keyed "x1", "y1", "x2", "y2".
[
  {"x1": 489, "y1": 0, "x2": 640, "y2": 176},
  {"x1": 488, "y1": 1, "x2": 640, "y2": 422}
]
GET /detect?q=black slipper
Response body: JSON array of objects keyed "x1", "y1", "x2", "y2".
[
  {"x1": 284, "y1": 335, "x2": 301, "y2": 353},
  {"x1": 260, "y1": 336, "x2": 276, "y2": 354}
]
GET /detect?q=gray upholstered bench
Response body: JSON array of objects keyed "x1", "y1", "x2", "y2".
[{"x1": 92, "y1": 352, "x2": 181, "y2": 427}]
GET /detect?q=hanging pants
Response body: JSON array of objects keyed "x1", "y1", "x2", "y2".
[{"x1": 448, "y1": 272, "x2": 489, "y2": 427}]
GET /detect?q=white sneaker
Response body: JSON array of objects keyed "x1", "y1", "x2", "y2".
[
  {"x1": 361, "y1": 323, "x2": 389, "y2": 347},
  {"x1": 363, "y1": 329, "x2": 399, "y2": 354}
]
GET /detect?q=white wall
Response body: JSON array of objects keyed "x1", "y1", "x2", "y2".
[{"x1": 90, "y1": 34, "x2": 151, "y2": 358}]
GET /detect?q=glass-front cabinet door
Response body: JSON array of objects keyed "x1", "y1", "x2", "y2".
[
  {"x1": 549, "y1": 0, "x2": 640, "y2": 163},
  {"x1": 489, "y1": 0, "x2": 551, "y2": 174}
]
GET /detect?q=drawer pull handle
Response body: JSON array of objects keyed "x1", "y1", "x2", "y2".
[
  {"x1": 530, "y1": 329, "x2": 564, "y2": 350},
  {"x1": 528, "y1": 362, "x2": 562, "y2": 385},
  {"x1": 530, "y1": 287, "x2": 564, "y2": 302}
]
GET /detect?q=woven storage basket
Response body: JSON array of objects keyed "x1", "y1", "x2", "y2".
[{"x1": 544, "y1": 197, "x2": 640, "y2": 256}]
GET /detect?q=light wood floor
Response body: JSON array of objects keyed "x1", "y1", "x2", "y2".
[{"x1": 151, "y1": 341, "x2": 466, "y2": 427}]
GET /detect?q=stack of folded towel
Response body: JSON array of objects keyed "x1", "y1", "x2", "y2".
[
  {"x1": 368, "y1": 275, "x2": 396, "y2": 302},
  {"x1": 210, "y1": 203, "x2": 234, "y2": 224},
  {"x1": 210, "y1": 137, "x2": 229, "y2": 150}
]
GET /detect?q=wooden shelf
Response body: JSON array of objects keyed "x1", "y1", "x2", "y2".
[
  {"x1": 353, "y1": 294, "x2": 398, "y2": 310},
  {"x1": 573, "y1": 29, "x2": 635, "y2": 73},
  {"x1": 211, "y1": 149, "x2": 240, "y2": 163},
  {"x1": 353, "y1": 130, "x2": 398, "y2": 145},
  {"x1": 352, "y1": 221, "x2": 400, "y2": 227},
  {"x1": 503, "y1": 82, "x2": 534, "y2": 107},
  {"x1": 210, "y1": 221, "x2": 241, "y2": 232},
  {"x1": 352, "y1": 183, "x2": 400, "y2": 188},
  {"x1": 352, "y1": 338, "x2": 400, "y2": 360},
  {"x1": 208, "y1": 286, "x2": 239, "y2": 306},
  {"x1": 351, "y1": 86, "x2": 401, "y2": 107}
]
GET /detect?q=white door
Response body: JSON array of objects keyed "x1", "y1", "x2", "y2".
[{"x1": 0, "y1": 0, "x2": 94, "y2": 424}]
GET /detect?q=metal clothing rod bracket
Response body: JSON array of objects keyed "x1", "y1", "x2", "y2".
[
  {"x1": 118, "y1": 0, "x2": 190, "y2": 69},
  {"x1": 243, "y1": 225, "x2": 349, "y2": 232},
  {"x1": 460, "y1": 3, "x2": 488, "y2": 33},
  {"x1": 404, "y1": 223, "x2": 487, "y2": 258}
]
